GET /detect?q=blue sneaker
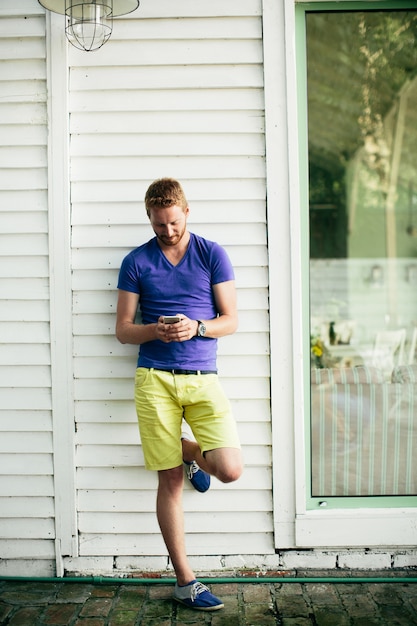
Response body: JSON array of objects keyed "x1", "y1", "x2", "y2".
[
  {"x1": 173, "y1": 580, "x2": 224, "y2": 611},
  {"x1": 184, "y1": 460, "x2": 210, "y2": 493}
]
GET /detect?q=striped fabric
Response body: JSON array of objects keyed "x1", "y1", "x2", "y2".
[
  {"x1": 311, "y1": 368, "x2": 417, "y2": 497},
  {"x1": 392, "y1": 365, "x2": 417, "y2": 383},
  {"x1": 311, "y1": 366, "x2": 384, "y2": 385}
]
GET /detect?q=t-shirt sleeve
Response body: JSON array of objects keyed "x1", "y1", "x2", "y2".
[
  {"x1": 210, "y1": 242, "x2": 235, "y2": 285},
  {"x1": 117, "y1": 253, "x2": 140, "y2": 294}
]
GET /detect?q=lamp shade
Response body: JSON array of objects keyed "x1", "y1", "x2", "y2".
[
  {"x1": 38, "y1": 0, "x2": 139, "y2": 17},
  {"x1": 38, "y1": 0, "x2": 139, "y2": 51}
]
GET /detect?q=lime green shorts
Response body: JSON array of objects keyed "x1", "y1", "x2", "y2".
[{"x1": 134, "y1": 367, "x2": 241, "y2": 471}]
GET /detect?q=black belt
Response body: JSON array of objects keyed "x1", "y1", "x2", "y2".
[{"x1": 154, "y1": 368, "x2": 217, "y2": 375}]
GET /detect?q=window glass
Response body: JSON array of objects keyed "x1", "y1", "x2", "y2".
[{"x1": 308, "y1": 10, "x2": 417, "y2": 498}]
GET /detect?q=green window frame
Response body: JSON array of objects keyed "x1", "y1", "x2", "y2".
[{"x1": 296, "y1": 0, "x2": 417, "y2": 511}]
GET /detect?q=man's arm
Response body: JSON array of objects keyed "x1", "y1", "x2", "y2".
[
  {"x1": 115, "y1": 289, "x2": 157, "y2": 345},
  {"x1": 199, "y1": 279, "x2": 238, "y2": 338}
]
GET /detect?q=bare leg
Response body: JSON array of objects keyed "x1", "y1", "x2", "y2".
[
  {"x1": 156, "y1": 466, "x2": 195, "y2": 586},
  {"x1": 182, "y1": 440, "x2": 243, "y2": 483}
]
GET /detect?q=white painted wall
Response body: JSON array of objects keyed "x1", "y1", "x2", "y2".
[
  {"x1": 67, "y1": 0, "x2": 273, "y2": 572},
  {"x1": 0, "y1": 0, "x2": 416, "y2": 578},
  {"x1": 0, "y1": 1, "x2": 56, "y2": 576}
]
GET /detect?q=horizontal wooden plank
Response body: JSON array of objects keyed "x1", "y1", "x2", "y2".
[
  {"x1": 0, "y1": 146, "x2": 47, "y2": 169},
  {"x1": 0, "y1": 80, "x2": 46, "y2": 104},
  {"x1": 71, "y1": 65, "x2": 263, "y2": 98},
  {"x1": 0, "y1": 431, "x2": 52, "y2": 454},
  {"x1": 72, "y1": 42, "x2": 262, "y2": 77},
  {"x1": 0, "y1": 2, "x2": 45, "y2": 18},
  {"x1": 0, "y1": 497, "x2": 54, "y2": 517},
  {"x1": 0, "y1": 234, "x2": 48, "y2": 257},
  {"x1": 70, "y1": 110, "x2": 264, "y2": 135},
  {"x1": 78, "y1": 510, "x2": 272, "y2": 534},
  {"x1": 0, "y1": 102, "x2": 46, "y2": 125},
  {"x1": 0, "y1": 343, "x2": 50, "y2": 366},
  {"x1": 0, "y1": 124, "x2": 46, "y2": 146},
  {"x1": 0, "y1": 168, "x2": 46, "y2": 190},
  {"x1": 0, "y1": 411, "x2": 51, "y2": 432},
  {"x1": 0, "y1": 320, "x2": 50, "y2": 342},
  {"x1": 0, "y1": 279, "x2": 49, "y2": 301},
  {"x1": 77, "y1": 488, "x2": 272, "y2": 513},
  {"x1": 73, "y1": 60, "x2": 262, "y2": 89},
  {"x1": 70, "y1": 88, "x2": 264, "y2": 113},
  {"x1": 0, "y1": 453, "x2": 53, "y2": 475},
  {"x1": 0, "y1": 256, "x2": 49, "y2": 278},
  {"x1": 0, "y1": 16, "x2": 45, "y2": 38},
  {"x1": 0, "y1": 475, "x2": 54, "y2": 497},
  {"x1": 71, "y1": 156, "x2": 265, "y2": 184},
  {"x1": 76, "y1": 444, "x2": 143, "y2": 467},
  {"x1": 0, "y1": 539, "x2": 55, "y2": 559},
  {"x1": 0, "y1": 211, "x2": 47, "y2": 234},
  {"x1": 0, "y1": 190, "x2": 47, "y2": 211},
  {"x1": 72, "y1": 291, "x2": 118, "y2": 314},
  {"x1": 71, "y1": 132, "x2": 265, "y2": 158},
  {"x1": 74, "y1": 397, "x2": 271, "y2": 424},
  {"x1": 0, "y1": 365, "x2": 51, "y2": 388},
  {"x1": 0, "y1": 299, "x2": 49, "y2": 322},
  {"x1": 217, "y1": 332, "x2": 270, "y2": 355},
  {"x1": 0, "y1": 518, "x2": 55, "y2": 540},
  {"x1": 230, "y1": 245, "x2": 268, "y2": 267},
  {"x1": 78, "y1": 531, "x2": 273, "y2": 556},
  {"x1": 111, "y1": 15, "x2": 262, "y2": 40},
  {"x1": 0, "y1": 40, "x2": 45, "y2": 61},
  {"x1": 0, "y1": 389, "x2": 51, "y2": 410},
  {"x1": 73, "y1": 315, "x2": 118, "y2": 337}
]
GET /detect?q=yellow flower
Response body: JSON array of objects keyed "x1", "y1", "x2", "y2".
[{"x1": 311, "y1": 344, "x2": 323, "y2": 357}]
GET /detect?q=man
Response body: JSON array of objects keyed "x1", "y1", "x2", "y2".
[{"x1": 116, "y1": 178, "x2": 243, "y2": 611}]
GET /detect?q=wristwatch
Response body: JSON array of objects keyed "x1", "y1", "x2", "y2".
[{"x1": 197, "y1": 320, "x2": 207, "y2": 337}]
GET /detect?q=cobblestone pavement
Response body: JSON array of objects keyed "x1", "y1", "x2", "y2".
[{"x1": 0, "y1": 576, "x2": 416, "y2": 625}]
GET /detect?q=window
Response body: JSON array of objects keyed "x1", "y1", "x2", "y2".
[
  {"x1": 307, "y1": 6, "x2": 417, "y2": 505},
  {"x1": 294, "y1": 1, "x2": 417, "y2": 546}
]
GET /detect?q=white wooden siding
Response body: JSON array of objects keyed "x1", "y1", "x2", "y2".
[
  {"x1": 70, "y1": 0, "x2": 273, "y2": 565},
  {"x1": 0, "y1": 3, "x2": 55, "y2": 575}
]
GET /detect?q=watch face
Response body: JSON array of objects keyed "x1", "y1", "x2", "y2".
[{"x1": 198, "y1": 322, "x2": 206, "y2": 336}]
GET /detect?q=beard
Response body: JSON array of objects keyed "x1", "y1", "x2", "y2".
[{"x1": 156, "y1": 224, "x2": 187, "y2": 247}]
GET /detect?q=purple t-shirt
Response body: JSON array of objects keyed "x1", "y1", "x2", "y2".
[{"x1": 117, "y1": 232, "x2": 235, "y2": 370}]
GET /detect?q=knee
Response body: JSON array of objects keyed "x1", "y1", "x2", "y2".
[
  {"x1": 215, "y1": 461, "x2": 243, "y2": 484},
  {"x1": 158, "y1": 466, "x2": 184, "y2": 493}
]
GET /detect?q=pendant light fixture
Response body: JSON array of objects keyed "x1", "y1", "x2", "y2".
[{"x1": 38, "y1": 0, "x2": 140, "y2": 51}]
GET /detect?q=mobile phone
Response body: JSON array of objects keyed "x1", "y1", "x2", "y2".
[{"x1": 162, "y1": 316, "x2": 181, "y2": 324}]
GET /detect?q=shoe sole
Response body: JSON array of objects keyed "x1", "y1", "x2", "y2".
[{"x1": 173, "y1": 596, "x2": 224, "y2": 611}]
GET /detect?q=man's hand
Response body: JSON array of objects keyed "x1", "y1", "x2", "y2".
[{"x1": 157, "y1": 315, "x2": 198, "y2": 343}]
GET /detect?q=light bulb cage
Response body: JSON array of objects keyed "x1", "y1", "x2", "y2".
[
  {"x1": 38, "y1": 0, "x2": 139, "y2": 51},
  {"x1": 66, "y1": 1, "x2": 112, "y2": 51}
]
